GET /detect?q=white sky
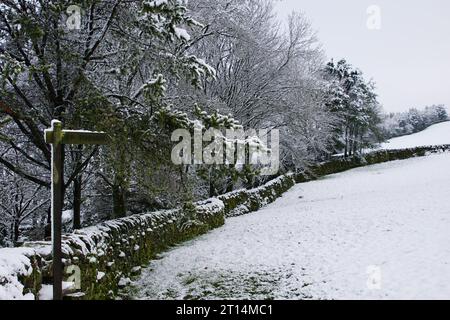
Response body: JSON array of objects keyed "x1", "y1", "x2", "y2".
[{"x1": 274, "y1": 0, "x2": 450, "y2": 113}]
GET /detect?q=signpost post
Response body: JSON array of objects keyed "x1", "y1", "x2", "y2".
[{"x1": 44, "y1": 120, "x2": 109, "y2": 300}]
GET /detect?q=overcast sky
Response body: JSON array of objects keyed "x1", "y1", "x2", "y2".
[{"x1": 274, "y1": 0, "x2": 450, "y2": 113}]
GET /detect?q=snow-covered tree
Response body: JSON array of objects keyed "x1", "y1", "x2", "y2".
[{"x1": 324, "y1": 59, "x2": 382, "y2": 156}]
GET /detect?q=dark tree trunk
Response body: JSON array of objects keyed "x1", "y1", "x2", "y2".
[
  {"x1": 73, "y1": 175, "x2": 82, "y2": 229},
  {"x1": 72, "y1": 145, "x2": 83, "y2": 230},
  {"x1": 225, "y1": 179, "x2": 234, "y2": 193},
  {"x1": 209, "y1": 178, "x2": 215, "y2": 197},
  {"x1": 208, "y1": 167, "x2": 217, "y2": 197},
  {"x1": 349, "y1": 126, "x2": 354, "y2": 157},
  {"x1": 352, "y1": 127, "x2": 359, "y2": 155},
  {"x1": 112, "y1": 184, "x2": 126, "y2": 219},
  {"x1": 45, "y1": 206, "x2": 51, "y2": 240},
  {"x1": 13, "y1": 218, "x2": 20, "y2": 245},
  {"x1": 225, "y1": 165, "x2": 234, "y2": 193},
  {"x1": 344, "y1": 125, "x2": 349, "y2": 157}
]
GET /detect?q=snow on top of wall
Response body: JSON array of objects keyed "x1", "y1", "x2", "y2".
[
  {"x1": 218, "y1": 188, "x2": 247, "y2": 199},
  {"x1": 247, "y1": 174, "x2": 294, "y2": 194},
  {"x1": 218, "y1": 174, "x2": 294, "y2": 201},
  {"x1": 195, "y1": 198, "x2": 224, "y2": 213},
  {"x1": 58, "y1": 208, "x2": 179, "y2": 257}
]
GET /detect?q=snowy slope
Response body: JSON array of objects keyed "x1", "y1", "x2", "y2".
[
  {"x1": 380, "y1": 121, "x2": 450, "y2": 150},
  {"x1": 131, "y1": 153, "x2": 450, "y2": 300}
]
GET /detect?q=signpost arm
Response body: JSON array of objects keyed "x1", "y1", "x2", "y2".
[{"x1": 50, "y1": 120, "x2": 63, "y2": 300}]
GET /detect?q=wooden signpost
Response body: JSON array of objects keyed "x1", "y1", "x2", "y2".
[{"x1": 44, "y1": 120, "x2": 109, "y2": 300}]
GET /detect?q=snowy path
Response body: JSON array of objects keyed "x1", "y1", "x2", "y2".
[{"x1": 131, "y1": 153, "x2": 450, "y2": 300}]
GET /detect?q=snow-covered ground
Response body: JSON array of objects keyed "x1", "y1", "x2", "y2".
[
  {"x1": 380, "y1": 121, "x2": 450, "y2": 150},
  {"x1": 131, "y1": 152, "x2": 450, "y2": 300}
]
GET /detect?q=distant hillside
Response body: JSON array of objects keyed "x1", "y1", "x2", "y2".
[{"x1": 380, "y1": 121, "x2": 450, "y2": 150}]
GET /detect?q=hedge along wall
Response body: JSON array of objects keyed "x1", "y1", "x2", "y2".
[{"x1": 1, "y1": 144, "x2": 449, "y2": 300}]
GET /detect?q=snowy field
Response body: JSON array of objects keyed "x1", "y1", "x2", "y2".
[
  {"x1": 130, "y1": 152, "x2": 450, "y2": 300},
  {"x1": 380, "y1": 121, "x2": 450, "y2": 150}
]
